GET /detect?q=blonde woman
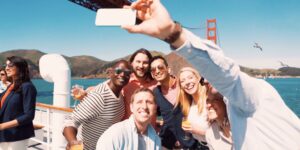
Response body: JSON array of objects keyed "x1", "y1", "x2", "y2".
[{"x1": 178, "y1": 67, "x2": 209, "y2": 148}]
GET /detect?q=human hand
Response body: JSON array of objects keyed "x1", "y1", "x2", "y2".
[
  {"x1": 122, "y1": 0, "x2": 176, "y2": 40},
  {"x1": 182, "y1": 124, "x2": 193, "y2": 133},
  {"x1": 68, "y1": 140, "x2": 83, "y2": 150},
  {"x1": 207, "y1": 103, "x2": 218, "y2": 122},
  {"x1": 182, "y1": 124, "x2": 206, "y2": 135},
  {"x1": 71, "y1": 85, "x2": 86, "y2": 101}
]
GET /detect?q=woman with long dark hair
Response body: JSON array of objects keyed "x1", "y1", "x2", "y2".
[{"x1": 0, "y1": 56, "x2": 37, "y2": 150}]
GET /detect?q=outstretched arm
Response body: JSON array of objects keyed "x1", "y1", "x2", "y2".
[{"x1": 123, "y1": 0, "x2": 259, "y2": 113}]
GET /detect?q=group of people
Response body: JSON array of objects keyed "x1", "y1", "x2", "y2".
[
  {"x1": 1, "y1": 0, "x2": 300, "y2": 150},
  {"x1": 64, "y1": 47, "x2": 230, "y2": 150},
  {"x1": 0, "y1": 56, "x2": 37, "y2": 150},
  {"x1": 63, "y1": 0, "x2": 300, "y2": 150}
]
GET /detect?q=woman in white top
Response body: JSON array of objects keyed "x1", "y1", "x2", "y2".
[
  {"x1": 206, "y1": 84, "x2": 233, "y2": 150},
  {"x1": 178, "y1": 67, "x2": 209, "y2": 147},
  {"x1": 0, "y1": 68, "x2": 11, "y2": 93}
]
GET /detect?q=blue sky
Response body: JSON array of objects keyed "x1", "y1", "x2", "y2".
[{"x1": 0, "y1": 0, "x2": 299, "y2": 69}]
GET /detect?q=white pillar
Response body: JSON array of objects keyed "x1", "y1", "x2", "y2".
[{"x1": 39, "y1": 54, "x2": 70, "y2": 150}]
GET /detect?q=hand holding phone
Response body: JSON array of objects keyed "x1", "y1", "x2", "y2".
[{"x1": 95, "y1": 8, "x2": 136, "y2": 26}]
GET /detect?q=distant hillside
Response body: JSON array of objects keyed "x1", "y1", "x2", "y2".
[
  {"x1": 165, "y1": 52, "x2": 192, "y2": 76},
  {"x1": 240, "y1": 66, "x2": 280, "y2": 77},
  {"x1": 0, "y1": 49, "x2": 107, "y2": 78},
  {"x1": 0, "y1": 49, "x2": 164, "y2": 78},
  {"x1": 0, "y1": 49, "x2": 299, "y2": 78},
  {"x1": 84, "y1": 50, "x2": 164, "y2": 78},
  {"x1": 278, "y1": 67, "x2": 300, "y2": 76},
  {"x1": 164, "y1": 53, "x2": 300, "y2": 77},
  {"x1": 0, "y1": 50, "x2": 45, "y2": 78},
  {"x1": 68, "y1": 56, "x2": 107, "y2": 77}
]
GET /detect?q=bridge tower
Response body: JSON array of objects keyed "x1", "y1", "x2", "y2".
[{"x1": 207, "y1": 19, "x2": 217, "y2": 44}]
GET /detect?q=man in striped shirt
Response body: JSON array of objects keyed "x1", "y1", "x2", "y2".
[{"x1": 63, "y1": 60, "x2": 132, "y2": 150}]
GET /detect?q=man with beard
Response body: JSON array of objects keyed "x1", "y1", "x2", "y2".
[
  {"x1": 122, "y1": 0, "x2": 300, "y2": 149},
  {"x1": 63, "y1": 60, "x2": 132, "y2": 150},
  {"x1": 70, "y1": 49, "x2": 157, "y2": 121},
  {"x1": 122, "y1": 48, "x2": 157, "y2": 119},
  {"x1": 150, "y1": 56, "x2": 201, "y2": 149}
]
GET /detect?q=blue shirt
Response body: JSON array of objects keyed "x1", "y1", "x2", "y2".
[
  {"x1": 175, "y1": 29, "x2": 300, "y2": 149},
  {"x1": 154, "y1": 86, "x2": 196, "y2": 149}
]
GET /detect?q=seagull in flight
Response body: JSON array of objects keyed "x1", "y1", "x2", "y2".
[
  {"x1": 253, "y1": 42, "x2": 263, "y2": 51},
  {"x1": 278, "y1": 61, "x2": 289, "y2": 67}
]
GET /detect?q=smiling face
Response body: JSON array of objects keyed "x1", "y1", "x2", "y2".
[
  {"x1": 131, "y1": 53, "x2": 150, "y2": 78},
  {"x1": 110, "y1": 61, "x2": 132, "y2": 88},
  {"x1": 150, "y1": 58, "x2": 169, "y2": 82},
  {"x1": 179, "y1": 70, "x2": 200, "y2": 95},
  {"x1": 206, "y1": 87, "x2": 226, "y2": 121},
  {"x1": 5, "y1": 60, "x2": 18, "y2": 79},
  {"x1": 130, "y1": 90, "x2": 157, "y2": 126}
]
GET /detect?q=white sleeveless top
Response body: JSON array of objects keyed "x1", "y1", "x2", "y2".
[{"x1": 187, "y1": 101, "x2": 210, "y2": 142}]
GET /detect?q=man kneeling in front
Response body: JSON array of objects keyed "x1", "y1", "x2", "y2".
[{"x1": 96, "y1": 87, "x2": 161, "y2": 150}]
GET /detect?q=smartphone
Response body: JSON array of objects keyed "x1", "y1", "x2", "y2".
[{"x1": 95, "y1": 8, "x2": 136, "y2": 26}]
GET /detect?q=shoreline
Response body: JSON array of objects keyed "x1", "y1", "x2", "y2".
[
  {"x1": 32, "y1": 76, "x2": 300, "y2": 80},
  {"x1": 255, "y1": 76, "x2": 300, "y2": 79}
]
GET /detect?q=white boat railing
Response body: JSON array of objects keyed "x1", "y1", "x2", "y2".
[{"x1": 30, "y1": 102, "x2": 73, "y2": 150}]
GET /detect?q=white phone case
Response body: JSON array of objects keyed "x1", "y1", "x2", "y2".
[{"x1": 95, "y1": 8, "x2": 136, "y2": 26}]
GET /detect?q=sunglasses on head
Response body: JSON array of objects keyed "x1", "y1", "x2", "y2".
[
  {"x1": 114, "y1": 68, "x2": 132, "y2": 76},
  {"x1": 151, "y1": 64, "x2": 166, "y2": 73}
]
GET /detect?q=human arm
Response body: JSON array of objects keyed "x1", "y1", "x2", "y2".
[
  {"x1": 72, "y1": 91, "x2": 105, "y2": 123},
  {"x1": 63, "y1": 90, "x2": 105, "y2": 148},
  {"x1": 0, "y1": 83, "x2": 37, "y2": 130},
  {"x1": 17, "y1": 83, "x2": 37, "y2": 125},
  {"x1": 63, "y1": 126, "x2": 78, "y2": 150},
  {"x1": 182, "y1": 125, "x2": 206, "y2": 136},
  {"x1": 71, "y1": 86, "x2": 95, "y2": 101},
  {"x1": 123, "y1": 0, "x2": 259, "y2": 113},
  {"x1": 0, "y1": 119, "x2": 18, "y2": 131}
]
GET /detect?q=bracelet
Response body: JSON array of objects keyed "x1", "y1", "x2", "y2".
[{"x1": 163, "y1": 21, "x2": 182, "y2": 44}]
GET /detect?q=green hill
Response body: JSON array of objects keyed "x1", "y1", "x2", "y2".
[
  {"x1": 0, "y1": 49, "x2": 299, "y2": 78},
  {"x1": 0, "y1": 49, "x2": 107, "y2": 78}
]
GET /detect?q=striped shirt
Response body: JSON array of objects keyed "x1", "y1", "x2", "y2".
[{"x1": 64, "y1": 80, "x2": 125, "y2": 150}]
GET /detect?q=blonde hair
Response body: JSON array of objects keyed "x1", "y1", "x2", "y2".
[{"x1": 177, "y1": 67, "x2": 207, "y2": 117}]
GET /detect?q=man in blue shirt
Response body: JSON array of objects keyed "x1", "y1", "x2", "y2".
[{"x1": 122, "y1": 0, "x2": 300, "y2": 149}]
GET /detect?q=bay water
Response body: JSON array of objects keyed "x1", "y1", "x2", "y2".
[{"x1": 32, "y1": 78, "x2": 300, "y2": 117}]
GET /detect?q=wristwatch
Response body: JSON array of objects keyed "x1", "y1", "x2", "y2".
[{"x1": 163, "y1": 21, "x2": 182, "y2": 44}]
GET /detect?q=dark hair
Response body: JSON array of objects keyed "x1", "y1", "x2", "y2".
[
  {"x1": 129, "y1": 48, "x2": 153, "y2": 63},
  {"x1": 150, "y1": 55, "x2": 168, "y2": 67},
  {"x1": 7, "y1": 56, "x2": 31, "y2": 91},
  {"x1": 129, "y1": 48, "x2": 153, "y2": 80},
  {"x1": 0, "y1": 67, "x2": 7, "y2": 76},
  {"x1": 0, "y1": 67, "x2": 12, "y2": 82},
  {"x1": 130, "y1": 87, "x2": 156, "y2": 104}
]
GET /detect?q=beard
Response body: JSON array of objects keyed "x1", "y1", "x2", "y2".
[{"x1": 133, "y1": 69, "x2": 146, "y2": 78}]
